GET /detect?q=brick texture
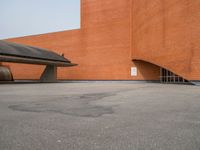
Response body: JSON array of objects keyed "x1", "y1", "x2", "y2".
[{"x1": 4, "y1": 0, "x2": 199, "y2": 81}]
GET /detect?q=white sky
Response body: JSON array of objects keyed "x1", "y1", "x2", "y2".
[{"x1": 0, "y1": 0, "x2": 80, "y2": 39}]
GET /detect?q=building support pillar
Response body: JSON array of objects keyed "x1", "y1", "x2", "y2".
[{"x1": 40, "y1": 65, "x2": 57, "y2": 83}]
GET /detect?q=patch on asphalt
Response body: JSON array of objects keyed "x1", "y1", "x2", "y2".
[{"x1": 8, "y1": 93, "x2": 114, "y2": 117}]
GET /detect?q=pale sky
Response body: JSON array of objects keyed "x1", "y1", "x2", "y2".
[{"x1": 0, "y1": 0, "x2": 80, "y2": 39}]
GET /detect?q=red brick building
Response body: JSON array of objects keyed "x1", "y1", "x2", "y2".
[{"x1": 2, "y1": 0, "x2": 200, "y2": 83}]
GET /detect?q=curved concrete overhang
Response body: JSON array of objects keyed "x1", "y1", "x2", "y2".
[
  {"x1": 0, "y1": 40, "x2": 77, "y2": 82},
  {"x1": 0, "y1": 40, "x2": 77, "y2": 67}
]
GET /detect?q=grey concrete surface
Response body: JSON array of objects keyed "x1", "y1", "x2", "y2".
[{"x1": 0, "y1": 83, "x2": 200, "y2": 150}]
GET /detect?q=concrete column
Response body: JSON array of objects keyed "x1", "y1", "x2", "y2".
[{"x1": 40, "y1": 65, "x2": 57, "y2": 83}]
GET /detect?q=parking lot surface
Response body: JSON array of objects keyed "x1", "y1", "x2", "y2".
[{"x1": 0, "y1": 82, "x2": 200, "y2": 150}]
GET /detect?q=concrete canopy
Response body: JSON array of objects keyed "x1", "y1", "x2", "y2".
[
  {"x1": 0, "y1": 40, "x2": 76, "y2": 66},
  {"x1": 0, "y1": 40, "x2": 77, "y2": 82}
]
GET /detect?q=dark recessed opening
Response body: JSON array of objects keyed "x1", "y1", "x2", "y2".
[{"x1": 160, "y1": 68, "x2": 189, "y2": 84}]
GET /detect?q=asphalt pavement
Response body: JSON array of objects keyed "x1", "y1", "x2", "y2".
[{"x1": 0, "y1": 82, "x2": 200, "y2": 150}]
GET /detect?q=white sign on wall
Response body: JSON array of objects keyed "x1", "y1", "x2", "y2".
[{"x1": 131, "y1": 67, "x2": 137, "y2": 76}]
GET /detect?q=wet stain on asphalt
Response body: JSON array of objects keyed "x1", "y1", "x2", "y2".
[{"x1": 8, "y1": 93, "x2": 115, "y2": 118}]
